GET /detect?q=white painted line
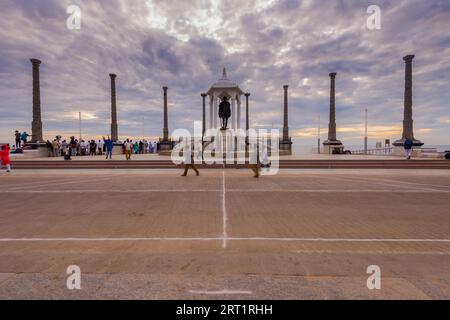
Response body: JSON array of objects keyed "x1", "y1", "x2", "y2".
[
  {"x1": 189, "y1": 289, "x2": 253, "y2": 295},
  {"x1": 1, "y1": 189, "x2": 222, "y2": 193},
  {"x1": 229, "y1": 237, "x2": 450, "y2": 243},
  {"x1": 2, "y1": 189, "x2": 449, "y2": 194},
  {"x1": 222, "y1": 170, "x2": 228, "y2": 249},
  {"x1": 5, "y1": 177, "x2": 112, "y2": 191},
  {"x1": 0, "y1": 237, "x2": 448, "y2": 243},
  {"x1": 227, "y1": 189, "x2": 450, "y2": 193}
]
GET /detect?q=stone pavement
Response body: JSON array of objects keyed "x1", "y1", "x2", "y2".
[{"x1": 0, "y1": 169, "x2": 448, "y2": 299}]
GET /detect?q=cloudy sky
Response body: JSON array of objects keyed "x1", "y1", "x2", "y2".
[{"x1": 0, "y1": 0, "x2": 449, "y2": 149}]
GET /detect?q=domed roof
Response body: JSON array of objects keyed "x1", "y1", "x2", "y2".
[{"x1": 207, "y1": 68, "x2": 244, "y2": 95}]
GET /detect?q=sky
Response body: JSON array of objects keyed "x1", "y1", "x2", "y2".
[{"x1": 0, "y1": 0, "x2": 449, "y2": 149}]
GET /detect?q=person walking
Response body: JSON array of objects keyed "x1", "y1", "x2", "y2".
[
  {"x1": 249, "y1": 142, "x2": 260, "y2": 178},
  {"x1": 404, "y1": 137, "x2": 414, "y2": 160},
  {"x1": 181, "y1": 140, "x2": 199, "y2": 176},
  {"x1": 124, "y1": 139, "x2": 132, "y2": 160},
  {"x1": 103, "y1": 136, "x2": 114, "y2": 159},
  {"x1": 14, "y1": 130, "x2": 21, "y2": 148},
  {"x1": 1, "y1": 144, "x2": 12, "y2": 173}
]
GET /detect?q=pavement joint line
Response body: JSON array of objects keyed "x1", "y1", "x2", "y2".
[
  {"x1": 188, "y1": 289, "x2": 253, "y2": 295},
  {"x1": 1, "y1": 189, "x2": 449, "y2": 193},
  {"x1": 325, "y1": 174, "x2": 442, "y2": 192},
  {"x1": 5, "y1": 177, "x2": 112, "y2": 191},
  {"x1": 0, "y1": 237, "x2": 448, "y2": 242},
  {"x1": 222, "y1": 170, "x2": 228, "y2": 249}
]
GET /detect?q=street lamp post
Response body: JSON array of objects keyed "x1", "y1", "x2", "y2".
[
  {"x1": 79, "y1": 112, "x2": 82, "y2": 141},
  {"x1": 364, "y1": 108, "x2": 368, "y2": 155},
  {"x1": 318, "y1": 115, "x2": 321, "y2": 154}
]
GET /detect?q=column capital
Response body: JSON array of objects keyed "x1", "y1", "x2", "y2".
[
  {"x1": 162, "y1": 86, "x2": 168, "y2": 91},
  {"x1": 109, "y1": 73, "x2": 117, "y2": 79},
  {"x1": 245, "y1": 92, "x2": 250, "y2": 97},
  {"x1": 329, "y1": 72, "x2": 337, "y2": 79},
  {"x1": 403, "y1": 55, "x2": 415, "y2": 63},
  {"x1": 201, "y1": 93, "x2": 207, "y2": 98},
  {"x1": 283, "y1": 85, "x2": 288, "y2": 90},
  {"x1": 30, "y1": 58, "x2": 42, "y2": 66}
]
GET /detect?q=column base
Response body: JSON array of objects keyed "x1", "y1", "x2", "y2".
[
  {"x1": 392, "y1": 138, "x2": 424, "y2": 147},
  {"x1": 323, "y1": 140, "x2": 344, "y2": 154},
  {"x1": 279, "y1": 138, "x2": 292, "y2": 155},
  {"x1": 158, "y1": 140, "x2": 173, "y2": 155}
]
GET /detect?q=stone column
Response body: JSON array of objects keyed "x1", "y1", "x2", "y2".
[
  {"x1": 109, "y1": 73, "x2": 118, "y2": 142},
  {"x1": 279, "y1": 85, "x2": 292, "y2": 154},
  {"x1": 201, "y1": 93, "x2": 207, "y2": 137},
  {"x1": 30, "y1": 58, "x2": 43, "y2": 143},
  {"x1": 245, "y1": 93, "x2": 250, "y2": 153},
  {"x1": 282, "y1": 85, "x2": 289, "y2": 141},
  {"x1": 394, "y1": 55, "x2": 423, "y2": 147},
  {"x1": 213, "y1": 97, "x2": 218, "y2": 128},
  {"x1": 237, "y1": 97, "x2": 241, "y2": 129},
  {"x1": 245, "y1": 93, "x2": 250, "y2": 132},
  {"x1": 209, "y1": 95, "x2": 213, "y2": 129},
  {"x1": 162, "y1": 86, "x2": 169, "y2": 142},
  {"x1": 323, "y1": 73, "x2": 342, "y2": 151},
  {"x1": 231, "y1": 97, "x2": 236, "y2": 129},
  {"x1": 328, "y1": 73, "x2": 337, "y2": 141}
]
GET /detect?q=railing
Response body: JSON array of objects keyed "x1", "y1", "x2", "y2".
[{"x1": 350, "y1": 147, "x2": 394, "y2": 155}]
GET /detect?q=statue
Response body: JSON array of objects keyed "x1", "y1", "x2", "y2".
[{"x1": 218, "y1": 96, "x2": 231, "y2": 130}]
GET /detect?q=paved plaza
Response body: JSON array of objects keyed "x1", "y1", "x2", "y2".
[{"x1": 0, "y1": 169, "x2": 449, "y2": 299}]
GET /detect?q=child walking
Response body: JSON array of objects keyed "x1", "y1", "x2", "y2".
[{"x1": 1, "y1": 144, "x2": 12, "y2": 173}]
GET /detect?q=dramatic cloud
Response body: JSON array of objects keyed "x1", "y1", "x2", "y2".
[{"x1": 0, "y1": 0, "x2": 449, "y2": 150}]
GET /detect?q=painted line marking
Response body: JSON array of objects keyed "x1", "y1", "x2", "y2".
[
  {"x1": 189, "y1": 289, "x2": 252, "y2": 295},
  {"x1": 5, "y1": 177, "x2": 112, "y2": 191},
  {"x1": 0, "y1": 237, "x2": 448, "y2": 243},
  {"x1": 222, "y1": 170, "x2": 228, "y2": 249},
  {"x1": 1, "y1": 189, "x2": 449, "y2": 194}
]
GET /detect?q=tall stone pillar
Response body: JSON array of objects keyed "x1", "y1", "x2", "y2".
[
  {"x1": 209, "y1": 95, "x2": 213, "y2": 129},
  {"x1": 201, "y1": 93, "x2": 207, "y2": 137},
  {"x1": 245, "y1": 93, "x2": 250, "y2": 153},
  {"x1": 244, "y1": 93, "x2": 250, "y2": 132},
  {"x1": 237, "y1": 98, "x2": 241, "y2": 129},
  {"x1": 30, "y1": 58, "x2": 43, "y2": 143},
  {"x1": 393, "y1": 55, "x2": 423, "y2": 148},
  {"x1": 109, "y1": 73, "x2": 118, "y2": 142},
  {"x1": 231, "y1": 97, "x2": 236, "y2": 129},
  {"x1": 162, "y1": 86, "x2": 169, "y2": 141},
  {"x1": 279, "y1": 85, "x2": 292, "y2": 154},
  {"x1": 323, "y1": 72, "x2": 343, "y2": 153},
  {"x1": 159, "y1": 86, "x2": 172, "y2": 153}
]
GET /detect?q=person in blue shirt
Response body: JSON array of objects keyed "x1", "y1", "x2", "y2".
[
  {"x1": 404, "y1": 137, "x2": 414, "y2": 160},
  {"x1": 103, "y1": 136, "x2": 114, "y2": 159},
  {"x1": 21, "y1": 131, "x2": 29, "y2": 145}
]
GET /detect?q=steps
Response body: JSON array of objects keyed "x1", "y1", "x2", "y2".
[{"x1": 10, "y1": 159, "x2": 450, "y2": 170}]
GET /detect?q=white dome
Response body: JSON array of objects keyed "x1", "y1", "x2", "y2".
[{"x1": 207, "y1": 68, "x2": 244, "y2": 94}]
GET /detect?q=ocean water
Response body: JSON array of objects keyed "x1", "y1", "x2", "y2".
[{"x1": 291, "y1": 144, "x2": 450, "y2": 155}]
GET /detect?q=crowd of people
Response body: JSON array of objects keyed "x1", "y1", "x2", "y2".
[{"x1": 44, "y1": 135, "x2": 160, "y2": 160}]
